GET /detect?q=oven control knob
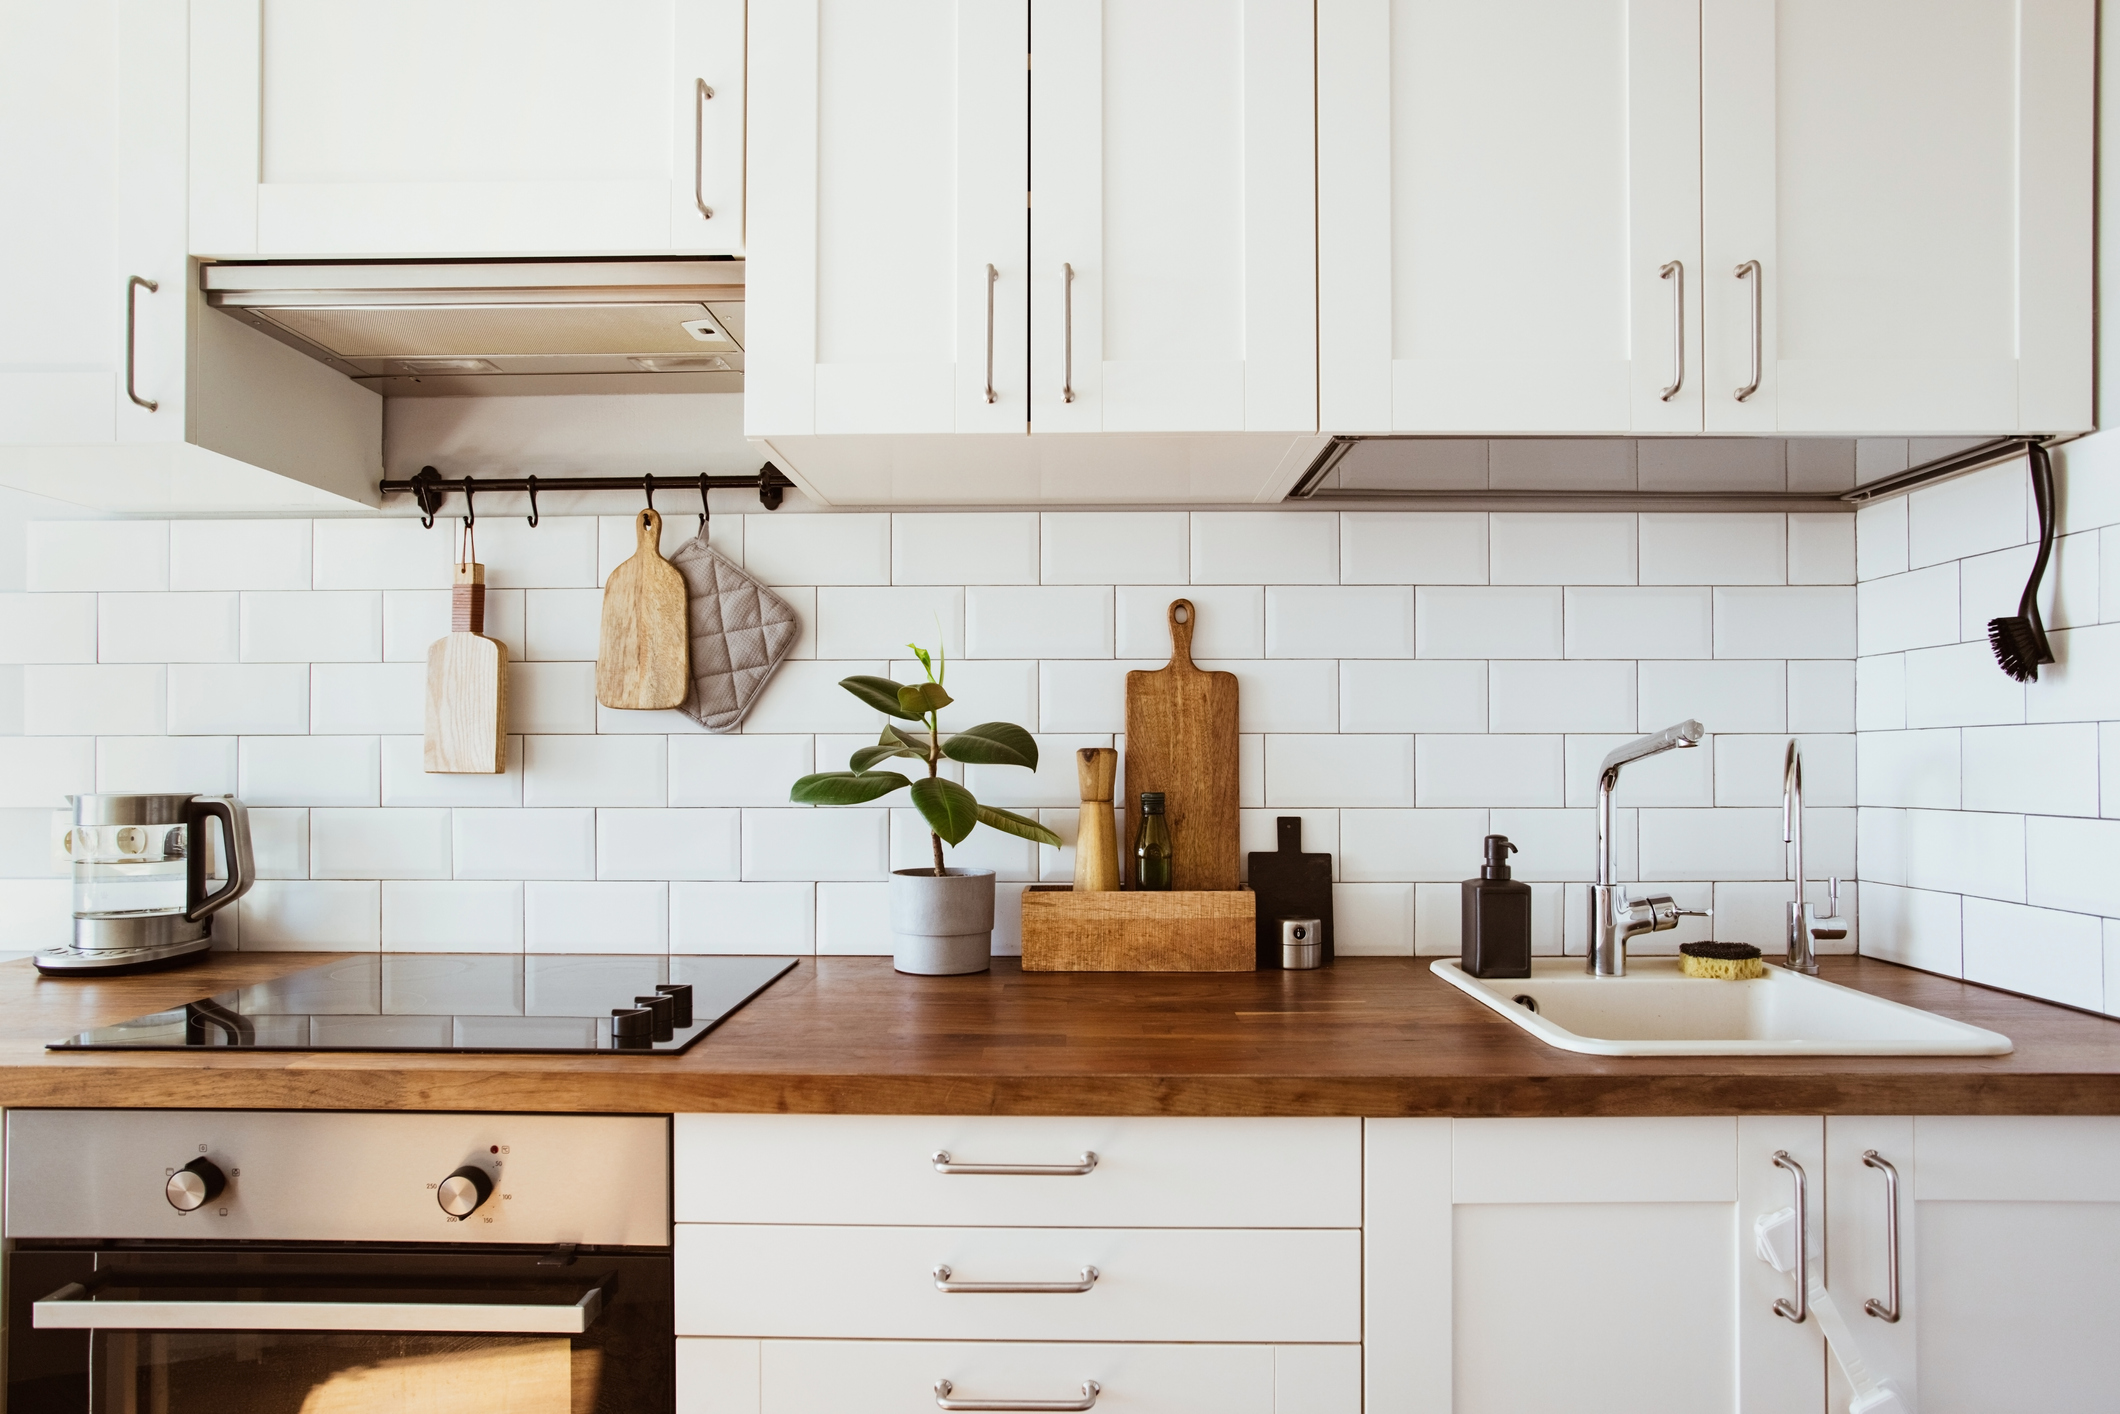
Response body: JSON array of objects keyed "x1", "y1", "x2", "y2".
[
  {"x1": 437, "y1": 1165, "x2": 494, "y2": 1219},
  {"x1": 166, "y1": 1157, "x2": 226, "y2": 1212}
]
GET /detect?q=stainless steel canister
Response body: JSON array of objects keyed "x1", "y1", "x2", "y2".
[{"x1": 1279, "y1": 917, "x2": 1324, "y2": 970}]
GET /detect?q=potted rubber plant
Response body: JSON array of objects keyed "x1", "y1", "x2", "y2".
[{"x1": 791, "y1": 644, "x2": 1060, "y2": 975}]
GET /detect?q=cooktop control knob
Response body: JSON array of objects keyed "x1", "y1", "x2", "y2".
[
  {"x1": 437, "y1": 1165, "x2": 495, "y2": 1219},
  {"x1": 166, "y1": 1157, "x2": 226, "y2": 1212}
]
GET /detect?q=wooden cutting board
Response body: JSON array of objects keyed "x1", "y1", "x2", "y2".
[
  {"x1": 424, "y1": 561, "x2": 508, "y2": 773},
  {"x1": 596, "y1": 507, "x2": 690, "y2": 709},
  {"x1": 1124, "y1": 599, "x2": 1239, "y2": 890},
  {"x1": 1248, "y1": 815, "x2": 1334, "y2": 968}
]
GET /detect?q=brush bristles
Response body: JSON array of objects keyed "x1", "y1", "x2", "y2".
[{"x1": 1989, "y1": 615, "x2": 2042, "y2": 682}]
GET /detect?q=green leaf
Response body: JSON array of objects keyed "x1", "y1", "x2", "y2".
[
  {"x1": 884, "y1": 723, "x2": 937, "y2": 755},
  {"x1": 975, "y1": 802, "x2": 1063, "y2": 848},
  {"x1": 941, "y1": 722, "x2": 1040, "y2": 770},
  {"x1": 909, "y1": 776, "x2": 979, "y2": 846},
  {"x1": 839, "y1": 675, "x2": 924, "y2": 721},
  {"x1": 898, "y1": 681, "x2": 952, "y2": 715},
  {"x1": 789, "y1": 771, "x2": 911, "y2": 805},
  {"x1": 848, "y1": 743, "x2": 919, "y2": 771}
]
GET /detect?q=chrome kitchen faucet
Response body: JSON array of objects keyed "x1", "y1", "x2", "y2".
[
  {"x1": 1590, "y1": 721, "x2": 1713, "y2": 976},
  {"x1": 1782, "y1": 739, "x2": 1847, "y2": 975}
]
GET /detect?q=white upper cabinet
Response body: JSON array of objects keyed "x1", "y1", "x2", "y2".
[
  {"x1": 1319, "y1": 0, "x2": 1702, "y2": 435},
  {"x1": 1702, "y1": 0, "x2": 2093, "y2": 435},
  {"x1": 746, "y1": 0, "x2": 1027, "y2": 438},
  {"x1": 1030, "y1": 0, "x2": 1315, "y2": 434},
  {"x1": 190, "y1": 0, "x2": 745, "y2": 259}
]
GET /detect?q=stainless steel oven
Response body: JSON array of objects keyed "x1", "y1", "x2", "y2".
[{"x1": 4, "y1": 1111, "x2": 672, "y2": 1414}]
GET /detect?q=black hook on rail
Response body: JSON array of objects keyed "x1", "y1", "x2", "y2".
[
  {"x1": 412, "y1": 466, "x2": 444, "y2": 528},
  {"x1": 642, "y1": 473, "x2": 656, "y2": 513},
  {"x1": 460, "y1": 477, "x2": 475, "y2": 529},
  {"x1": 698, "y1": 473, "x2": 711, "y2": 535},
  {"x1": 524, "y1": 475, "x2": 540, "y2": 528}
]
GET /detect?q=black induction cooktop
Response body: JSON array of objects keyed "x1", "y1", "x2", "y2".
[{"x1": 48, "y1": 953, "x2": 799, "y2": 1055}]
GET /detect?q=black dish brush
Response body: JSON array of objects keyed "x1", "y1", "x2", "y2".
[{"x1": 1987, "y1": 440, "x2": 2058, "y2": 682}]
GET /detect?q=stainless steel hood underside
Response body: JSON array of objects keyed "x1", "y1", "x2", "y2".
[{"x1": 202, "y1": 259, "x2": 743, "y2": 397}]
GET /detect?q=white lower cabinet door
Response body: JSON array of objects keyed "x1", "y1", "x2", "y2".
[
  {"x1": 675, "y1": 1226, "x2": 1359, "y2": 1343},
  {"x1": 679, "y1": 1340, "x2": 1361, "y2": 1414},
  {"x1": 1366, "y1": 1116, "x2": 1824, "y2": 1414},
  {"x1": 1825, "y1": 1115, "x2": 2120, "y2": 1413}
]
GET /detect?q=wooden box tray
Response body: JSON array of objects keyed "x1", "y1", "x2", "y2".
[{"x1": 1020, "y1": 886, "x2": 1255, "y2": 972}]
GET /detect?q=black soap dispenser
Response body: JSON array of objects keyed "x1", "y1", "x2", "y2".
[{"x1": 1462, "y1": 834, "x2": 1531, "y2": 978}]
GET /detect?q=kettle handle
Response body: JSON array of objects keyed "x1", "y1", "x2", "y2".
[{"x1": 184, "y1": 797, "x2": 255, "y2": 924}]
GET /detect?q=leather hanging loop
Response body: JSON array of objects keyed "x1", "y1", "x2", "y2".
[{"x1": 524, "y1": 474, "x2": 540, "y2": 528}]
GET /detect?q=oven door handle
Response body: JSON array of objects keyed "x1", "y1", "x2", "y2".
[{"x1": 32, "y1": 1282, "x2": 602, "y2": 1335}]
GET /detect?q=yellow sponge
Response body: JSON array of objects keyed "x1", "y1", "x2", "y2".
[{"x1": 1678, "y1": 941, "x2": 1765, "y2": 980}]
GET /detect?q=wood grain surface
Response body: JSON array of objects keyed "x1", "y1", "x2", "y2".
[
  {"x1": 1124, "y1": 599, "x2": 1239, "y2": 890},
  {"x1": 1071, "y1": 748, "x2": 1121, "y2": 893},
  {"x1": 423, "y1": 563, "x2": 507, "y2": 773},
  {"x1": 1020, "y1": 886, "x2": 1254, "y2": 971},
  {"x1": 1, "y1": 954, "x2": 2118, "y2": 1117},
  {"x1": 596, "y1": 508, "x2": 690, "y2": 709}
]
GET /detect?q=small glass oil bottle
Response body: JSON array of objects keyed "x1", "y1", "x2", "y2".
[{"x1": 1135, "y1": 792, "x2": 1173, "y2": 891}]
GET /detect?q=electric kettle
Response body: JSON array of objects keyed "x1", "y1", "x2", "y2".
[{"x1": 40, "y1": 793, "x2": 255, "y2": 975}]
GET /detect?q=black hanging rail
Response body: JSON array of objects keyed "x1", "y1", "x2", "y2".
[{"x1": 382, "y1": 464, "x2": 797, "y2": 528}]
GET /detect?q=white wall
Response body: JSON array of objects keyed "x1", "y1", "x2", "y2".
[{"x1": 0, "y1": 506, "x2": 1854, "y2": 957}]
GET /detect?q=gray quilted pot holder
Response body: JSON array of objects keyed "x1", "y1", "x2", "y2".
[{"x1": 669, "y1": 536, "x2": 801, "y2": 732}]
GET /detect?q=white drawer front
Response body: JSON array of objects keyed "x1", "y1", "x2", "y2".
[
  {"x1": 673, "y1": 1116, "x2": 1361, "y2": 1227},
  {"x1": 676, "y1": 1225, "x2": 1361, "y2": 1342},
  {"x1": 679, "y1": 1339, "x2": 1362, "y2": 1414}
]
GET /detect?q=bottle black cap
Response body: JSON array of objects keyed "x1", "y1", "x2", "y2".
[
  {"x1": 1481, "y1": 833, "x2": 1519, "y2": 881},
  {"x1": 1140, "y1": 792, "x2": 1166, "y2": 813}
]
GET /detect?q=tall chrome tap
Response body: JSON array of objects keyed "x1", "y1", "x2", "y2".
[
  {"x1": 1589, "y1": 721, "x2": 1713, "y2": 976},
  {"x1": 1782, "y1": 740, "x2": 1847, "y2": 974}
]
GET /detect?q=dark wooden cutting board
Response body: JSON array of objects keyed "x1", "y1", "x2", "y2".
[{"x1": 1248, "y1": 816, "x2": 1333, "y2": 968}]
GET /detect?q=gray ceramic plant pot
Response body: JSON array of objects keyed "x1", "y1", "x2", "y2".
[{"x1": 889, "y1": 867, "x2": 996, "y2": 975}]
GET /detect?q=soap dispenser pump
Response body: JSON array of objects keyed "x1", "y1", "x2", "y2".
[{"x1": 1462, "y1": 834, "x2": 1532, "y2": 979}]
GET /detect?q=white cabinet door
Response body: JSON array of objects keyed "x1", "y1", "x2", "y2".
[
  {"x1": 1702, "y1": 0, "x2": 2093, "y2": 434},
  {"x1": 189, "y1": 0, "x2": 744, "y2": 259},
  {"x1": 745, "y1": 0, "x2": 1027, "y2": 439},
  {"x1": 1366, "y1": 1116, "x2": 1823, "y2": 1414},
  {"x1": 1318, "y1": 0, "x2": 1701, "y2": 435},
  {"x1": 1030, "y1": 0, "x2": 1315, "y2": 434},
  {"x1": 1824, "y1": 1115, "x2": 2120, "y2": 1413}
]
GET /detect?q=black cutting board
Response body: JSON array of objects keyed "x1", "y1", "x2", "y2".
[{"x1": 1248, "y1": 816, "x2": 1333, "y2": 969}]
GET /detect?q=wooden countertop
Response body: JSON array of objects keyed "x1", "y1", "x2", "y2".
[{"x1": 0, "y1": 953, "x2": 2115, "y2": 1116}]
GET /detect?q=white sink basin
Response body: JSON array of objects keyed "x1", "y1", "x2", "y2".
[{"x1": 1432, "y1": 958, "x2": 2013, "y2": 1056}]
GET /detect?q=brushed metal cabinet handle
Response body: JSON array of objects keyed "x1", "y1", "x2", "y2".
[
  {"x1": 935, "y1": 1380, "x2": 1100, "y2": 1412},
  {"x1": 983, "y1": 264, "x2": 998, "y2": 404},
  {"x1": 1061, "y1": 263, "x2": 1075, "y2": 403},
  {"x1": 1772, "y1": 1150, "x2": 1807, "y2": 1323},
  {"x1": 126, "y1": 275, "x2": 159, "y2": 411},
  {"x1": 932, "y1": 1264, "x2": 1099, "y2": 1294},
  {"x1": 1862, "y1": 1150, "x2": 1902, "y2": 1322},
  {"x1": 1734, "y1": 259, "x2": 1762, "y2": 401},
  {"x1": 693, "y1": 78, "x2": 715, "y2": 219},
  {"x1": 1658, "y1": 260, "x2": 1685, "y2": 401},
  {"x1": 932, "y1": 1150, "x2": 1097, "y2": 1176}
]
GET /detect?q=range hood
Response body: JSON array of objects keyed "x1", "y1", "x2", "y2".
[{"x1": 202, "y1": 258, "x2": 743, "y2": 397}]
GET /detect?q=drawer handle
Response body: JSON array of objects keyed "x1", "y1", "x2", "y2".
[
  {"x1": 932, "y1": 1264, "x2": 1099, "y2": 1295},
  {"x1": 932, "y1": 1150, "x2": 1098, "y2": 1176},
  {"x1": 936, "y1": 1380, "x2": 1101, "y2": 1412}
]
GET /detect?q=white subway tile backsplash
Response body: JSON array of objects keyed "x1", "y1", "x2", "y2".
[
  {"x1": 1490, "y1": 513, "x2": 1635, "y2": 586},
  {"x1": 28, "y1": 521, "x2": 167, "y2": 592},
  {"x1": 1340, "y1": 809, "x2": 1485, "y2": 882},
  {"x1": 1637, "y1": 808, "x2": 1784, "y2": 881},
  {"x1": 241, "y1": 591, "x2": 381, "y2": 662},
  {"x1": 1116, "y1": 586, "x2": 1262, "y2": 657},
  {"x1": 1416, "y1": 587, "x2": 1563, "y2": 659},
  {"x1": 1716, "y1": 587, "x2": 1856, "y2": 659},
  {"x1": 508, "y1": 661, "x2": 597, "y2": 735},
  {"x1": 1787, "y1": 659, "x2": 1856, "y2": 733},
  {"x1": 1859, "y1": 882, "x2": 1961, "y2": 976},
  {"x1": 522, "y1": 735, "x2": 666, "y2": 807},
  {"x1": 1909, "y1": 461, "x2": 2028, "y2": 568},
  {"x1": 0, "y1": 879, "x2": 75, "y2": 949},
  {"x1": 670, "y1": 735, "x2": 814, "y2": 808},
  {"x1": 1339, "y1": 512, "x2": 1487, "y2": 586},
  {"x1": 1632, "y1": 659, "x2": 1783, "y2": 736},
  {"x1": 526, "y1": 881, "x2": 668, "y2": 953},
  {"x1": 1963, "y1": 898, "x2": 2104, "y2": 1009},
  {"x1": 0, "y1": 738, "x2": 94, "y2": 807},
  {"x1": 1960, "y1": 724, "x2": 2099, "y2": 816},
  {"x1": 1200, "y1": 659, "x2": 1337, "y2": 733},
  {"x1": 451, "y1": 808, "x2": 596, "y2": 880},
  {"x1": 1485, "y1": 808, "x2": 1596, "y2": 881},
  {"x1": 2106, "y1": 722, "x2": 2120, "y2": 819},
  {"x1": 382, "y1": 881, "x2": 523, "y2": 951},
  {"x1": 1332, "y1": 882, "x2": 1414, "y2": 955},
  {"x1": 2024, "y1": 815, "x2": 2120, "y2": 918},
  {"x1": 248, "y1": 807, "x2": 309, "y2": 879},
  {"x1": 1564, "y1": 736, "x2": 1710, "y2": 808},
  {"x1": 673, "y1": 881, "x2": 815, "y2": 953},
  {"x1": 894, "y1": 513, "x2": 1039, "y2": 585},
  {"x1": 523, "y1": 588, "x2": 602, "y2": 661},
  {"x1": 312, "y1": 519, "x2": 453, "y2": 591},
  {"x1": 473, "y1": 515, "x2": 598, "y2": 588},
  {"x1": 1715, "y1": 733, "x2": 1853, "y2": 807},
  {"x1": 169, "y1": 521, "x2": 312, "y2": 591},
  {"x1": 1038, "y1": 660, "x2": 1151, "y2": 734},
  {"x1": 240, "y1": 736, "x2": 380, "y2": 807},
  {"x1": 1906, "y1": 808, "x2": 2024, "y2": 903},
  {"x1": 1855, "y1": 654, "x2": 1906, "y2": 732},
  {"x1": 743, "y1": 512, "x2": 890, "y2": 586},
  {"x1": 2027, "y1": 622, "x2": 2120, "y2": 725},
  {"x1": 2104, "y1": 529, "x2": 2120, "y2": 622},
  {"x1": 1787, "y1": 514, "x2": 1856, "y2": 585},
  {"x1": 598, "y1": 808, "x2": 741, "y2": 880},
  {"x1": 1904, "y1": 641, "x2": 2024, "y2": 728},
  {"x1": 2039, "y1": 530, "x2": 2101, "y2": 631},
  {"x1": 310, "y1": 808, "x2": 451, "y2": 880},
  {"x1": 964, "y1": 733, "x2": 1110, "y2": 809},
  {"x1": 595, "y1": 704, "x2": 714, "y2": 737},
  {"x1": 1042, "y1": 513, "x2": 1188, "y2": 585},
  {"x1": 1859, "y1": 807, "x2": 1907, "y2": 886},
  {"x1": 169, "y1": 664, "x2": 309, "y2": 735},
  {"x1": 1416, "y1": 735, "x2": 1563, "y2": 808},
  {"x1": 96, "y1": 736, "x2": 238, "y2": 795},
  {"x1": 1566, "y1": 587, "x2": 1713, "y2": 659},
  {"x1": 890, "y1": 808, "x2": 1035, "y2": 881},
  {"x1": 1640, "y1": 513, "x2": 1784, "y2": 586},
  {"x1": 1713, "y1": 880, "x2": 1856, "y2": 954},
  {"x1": 741, "y1": 659, "x2": 887, "y2": 733},
  {"x1": 238, "y1": 880, "x2": 379, "y2": 949},
  {"x1": 966, "y1": 587, "x2": 1111, "y2": 659},
  {"x1": 1857, "y1": 566, "x2": 1959, "y2": 655},
  {"x1": 1489, "y1": 660, "x2": 1634, "y2": 733},
  {"x1": 742, "y1": 808, "x2": 889, "y2": 881},
  {"x1": 1191, "y1": 512, "x2": 1336, "y2": 585},
  {"x1": 310, "y1": 663, "x2": 426, "y2": 734},
  {"x1": 1339, "y1": 660, "x2": 1486, "y2": 734},
  {"x1": 1267, "y1": 734, "x2": 1414, "y2": 808},
  {"x1": 597, "y1": 512, "x2": 736, "y2": 582},
  {"x1": 98, "y1": 592, "x2": 238, "y2": 664},
  {"x1": 23, "y1": 665, "x2": 163, "y2": 735},
  {"x1": 817, "y1": 881, "x2": 892, "y2": 955},
  {"x1": 0, "y1": 594, "x2": 96, "y2": 663},
  {"x1": 817, "y1": 586, "x2": 963, "y2": 658},
  {"x1": 1855, "y1": 498, "x2": 1910, "y2": 581},
  {"x1": 1856, "y1": 728, "x2": 1960, "y2": 809},
  {"x1": 1265, "y1": 586, "x2": 1415, "y2": 658}
]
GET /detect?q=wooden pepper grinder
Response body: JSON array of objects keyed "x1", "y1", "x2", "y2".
[
  {"x1": 1073, "y1": 748, "x2": 1121, "y2": 892},
  {"x1": 424, "y1": 547, "x2": 509, "y2": 774}
]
